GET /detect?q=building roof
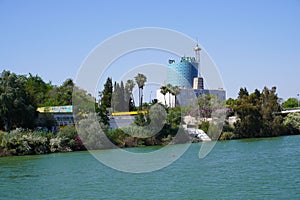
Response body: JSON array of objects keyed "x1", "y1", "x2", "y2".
[{"x1": 37, "y1": 105, "x2": 73, "y2": 113}]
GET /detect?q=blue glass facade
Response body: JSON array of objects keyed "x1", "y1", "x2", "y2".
[{"x1": 167, "y1": 57, "x2": 198, "y2": 88}]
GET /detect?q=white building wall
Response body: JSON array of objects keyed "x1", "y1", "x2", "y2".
[
  {"x1": 156, "y1": 90, "x2": 175, "y2": 107},
  {"x1": 156, "y1": 88, "x2": 226, "y2": 107}
]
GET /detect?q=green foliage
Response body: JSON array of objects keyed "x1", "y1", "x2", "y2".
[
  {"x1": 160, "y1": 84, "x2": 180, "y2": 107},
  {"x1": 25, "y1": 73, "x2": 52, "y2": 106},
  {"x1": 160, "y1": 85, "x2": 168, "y2": 106},
  {"x1": 222, "y1": 121, "x2": 234, "y2": 133},
  {"x1": 234, "y1": 86, "x2": 286, "y2": 138},
  {"x1": 73, "y1": 87, "x2": 96, "y2": 121},
  {"x1": 199, "y1": 120, "x2": 224, "y2": 140},
  {"x1": 169, "y1": 85, "x2": 180, "y2": 107},
  {"x1": 134, "y1": 112, "x2": 147, "y2": 126},
  {"x1": 106, "y1": 128, "x2": 128, "y2": 147},
  {"x1": 77, "y1": 113, "x2": 112, "y2": 150},
  {"x1": 135, "y1": 73, "x2": 147, "y2": 109},
  {"x1": 167, "y1": 107, "x2": 181, "y2": 128},
  {"x1": 0, "y1": 127, "x2": 86, "y2": 156},
  {"x1": 0, "y1": 70, "x2": 36, "y2": 131},
  {"x1": 112, "y1": 81, "x2": 128, "y2": 112},
  {"x1": 100, "y1": 77, "x2": 113, "y2": 108},
  {"x1": 225, "y1": 98, "x2": 236, "y2": 117},
  {"x1": 282, "y1": 98, "x2": 299, "y2": 109},
  {"x1": 36, "y1": 114, "x2": 56, "y2": 130},
  {"x1": 57, "y1": 126, "x2": 84, "y2": 151},
  {"x1": 238, "y1": 87, "x2": 249, "y2": 98},
  {"x1": 200, "y1": 121, "x2": 210, "y2": 133},
  {"x1": 284, "y1": 113, "x2": 300, "y2": 134},
  {"x1": 220, "y1": 132, "x2": 236, "y2": 140},
  {"x1": 42, "y1": 78, "x2": 74, "y2": 106},
  {"x1": 193, "y1": 94, "x2": 222, "y2": 119},
  {"x1": 49, "y1": 126, "x2": 83, "y2": 152},
  {"x1": 98, "y1": 77, "x2": 113, "y2": 125},
  {"x1": 125, "y1": 79, "x2": 136, "y2": 111},
  {"x1": 0, "y1": 128, "x2": 49, "y2": 155}
]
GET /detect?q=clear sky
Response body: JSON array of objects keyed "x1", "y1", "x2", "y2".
[{"x1": 1, "y1": 0, "x2": 299, "y2": 100}]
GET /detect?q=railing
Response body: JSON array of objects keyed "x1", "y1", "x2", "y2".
[{"x1": 111, "y1": 111, "x2": 148, "y2": 116}]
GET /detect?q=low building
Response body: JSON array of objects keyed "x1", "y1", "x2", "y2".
[
  {"x1": 37, "y1": 105, "x2": 74, "y2": 127},
  {"x1": 109, "y1": 111, "x2": 148, "y2": 129}
]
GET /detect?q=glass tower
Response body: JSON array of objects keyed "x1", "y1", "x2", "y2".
[{"x1": 166, "y1": 57, "x2": 198, "y2": 88}]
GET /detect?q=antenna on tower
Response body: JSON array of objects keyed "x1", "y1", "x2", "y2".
[{"x1": 194, "y1": 39, "x2": 201, "y2": 76}]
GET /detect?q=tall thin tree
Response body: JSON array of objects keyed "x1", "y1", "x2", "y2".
[
  {"x1": 134, "y1": 73, "x2": 147, "y2": 110},
  {"x1": 160, "y1": 85, "x2": 168, "y2": 106},
  {"x1": 125, "y1": 79, "x2": 136, "y2": 111},
  {"x1": 171, "y1": 85, "x2": 180, "y2": 107}
]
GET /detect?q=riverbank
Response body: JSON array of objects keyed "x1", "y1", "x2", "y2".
[
  {"x1": 1, "y1": 125, "x2": 299, "y2": 157},
  {"x1": 0, "y1": 126, "x2": 201, "y2": 157}
]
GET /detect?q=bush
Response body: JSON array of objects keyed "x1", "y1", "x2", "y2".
[
  {"x1": 220, "y1": 132, "x2": 236, "y2": 140},
  {"x1": 0, "y1": 129, "x2": 49, "y2": 155},
  {"x1": 106, "y1": 128, "x2": 128, "y2": 147},
  {"x1": 77, "y1": 114, "x2": 113, "y2": 150},
  {"x1": 56, "y1": 126, "x2": 84, "y2": 151},
  {"x1": 200, "y1": 121, "x2": 210, "y2": 133}
]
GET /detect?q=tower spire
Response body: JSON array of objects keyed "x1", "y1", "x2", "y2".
[{"x1": 194, "y1": 42, "x2": 201, "y2": 76}]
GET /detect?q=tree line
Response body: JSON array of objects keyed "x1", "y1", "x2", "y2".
[
  {"x1": 0, "y1": 70, "x2": 74, "y2": 131},
  {"x1": 1, "y1": 69, "x2": 300, "y2": 156},
  {"x1": 222, "y1": 87, "x2": 300, "y2": 139}
]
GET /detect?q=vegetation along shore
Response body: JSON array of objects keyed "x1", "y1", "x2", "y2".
[{"x1": 0, "y1": 70, "x2": 299, "y2": 156}]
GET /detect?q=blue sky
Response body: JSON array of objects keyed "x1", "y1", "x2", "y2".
[{"x1": 1, "y1": 0, "x2": 299, "y2": 100}]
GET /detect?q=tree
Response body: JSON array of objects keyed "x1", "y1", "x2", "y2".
[
  {"x1": 125, "y1": 79, "x2": 136, "y2": 111},
  {"x1": 112, "y1": 82, "x2": 121, "y2": 112},
  {"x1": 58, "y1": 78, "x2": 74, "y2": 105},
  {"x1": 25, "y1": 73, "x2": 52, "y2": 106},
  {"x1": 160, "y1": 85, "x2": 168, "y2": 106},
  {"x1": 284, "y1": 113, "x2": 300, "y2": 134},
  {"x1": 98, "y1": 77, "x2": 113, "y2": 125},
  {"x1": 238, "y1": 87, "x2": 249, "y2": 99},
  {"x1": 197, "y1": 94, "x2": 221, "y2": 119},
  {"x1": 234, "y1": 86, "x2": 284, "y2": 138},
  {"x1": 36, "y1": 113, "x2": 56, "y2": 131},
  {"x1": 170, "y1": 85, "x2": 180, "y2": 107},
  {"x1": 42, "y1": 78, "x2": 74, "y2": 106},
  {"x1": 99, "y1": 77, "x2": 113, "y2": 108},
  {"x1": 166, "y1": 84, "x2": 173, "y2": 107},
  {"x1": 225, "y1": 98, "x2": 237, "y2": 117},
  {"x1": 112, "y1": 81, "x2": 129, "y2": 112},
  {"x1": 0, "y1": 70, "x2": 36, "y2": 131},
  {"x1": 282, "y1": 98, "x2": 298, "y2": 109},
  {"x1": 134, "y1": 73, "x2": 147, "y2": 110}
]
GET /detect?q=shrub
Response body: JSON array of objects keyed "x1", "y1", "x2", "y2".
[
  {"x1": 200, "y1": 121, "x2": 210, "y2": 133},
  {"x1": 106, "y1": 128, "x2": 128, "y2": 147},
  {"x1": 0, "y1": 129, "x2": 49, "y2": 155},
  {"x1": 55, "y1": 126, "x2": 84, "y2": 151},
  {"x1": 220, "y1": 132, "x2": 236, "y2": 140}
]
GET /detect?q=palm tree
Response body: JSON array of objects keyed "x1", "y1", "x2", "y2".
[
  {"x1": 160, "y1": 85, "x2": 168, "y2": 106},
  {"x1": 134, "y1": 73, "x2": 147, "y2": 110},
  {"x1": 171, "y1": 86, "x2": 180, "y2": 107},
  {"x1": 166, "y1": 84, "x2": 173, "y2": 107},
  {"x1": 125, "y1": 79, "x2": 136, "y2": 109}
]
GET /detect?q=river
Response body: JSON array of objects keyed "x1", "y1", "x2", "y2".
[{"x1": 1, "y1": 135, "x2": 300, "y2": 199}]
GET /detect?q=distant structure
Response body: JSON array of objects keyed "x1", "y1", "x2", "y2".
[
  {"x1": 109, "y1": 111, "x2": 147, "y2": 129},
  {"x1": 157, "y1": 43, "x2": 226, "y2": 107},
  {"x1": 193, "y1": 43, "x2": 204, "y2": 90},
  {"x1": 166, "y1": 57, "x2": 198, "y2": 88},
  {"x1": 37, "y1": 105, "x2": 74, "y2": 129}
]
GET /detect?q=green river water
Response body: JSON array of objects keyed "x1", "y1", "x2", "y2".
[{"x1": 1, "y1": 135, "x2": 300, "y2": 199}]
